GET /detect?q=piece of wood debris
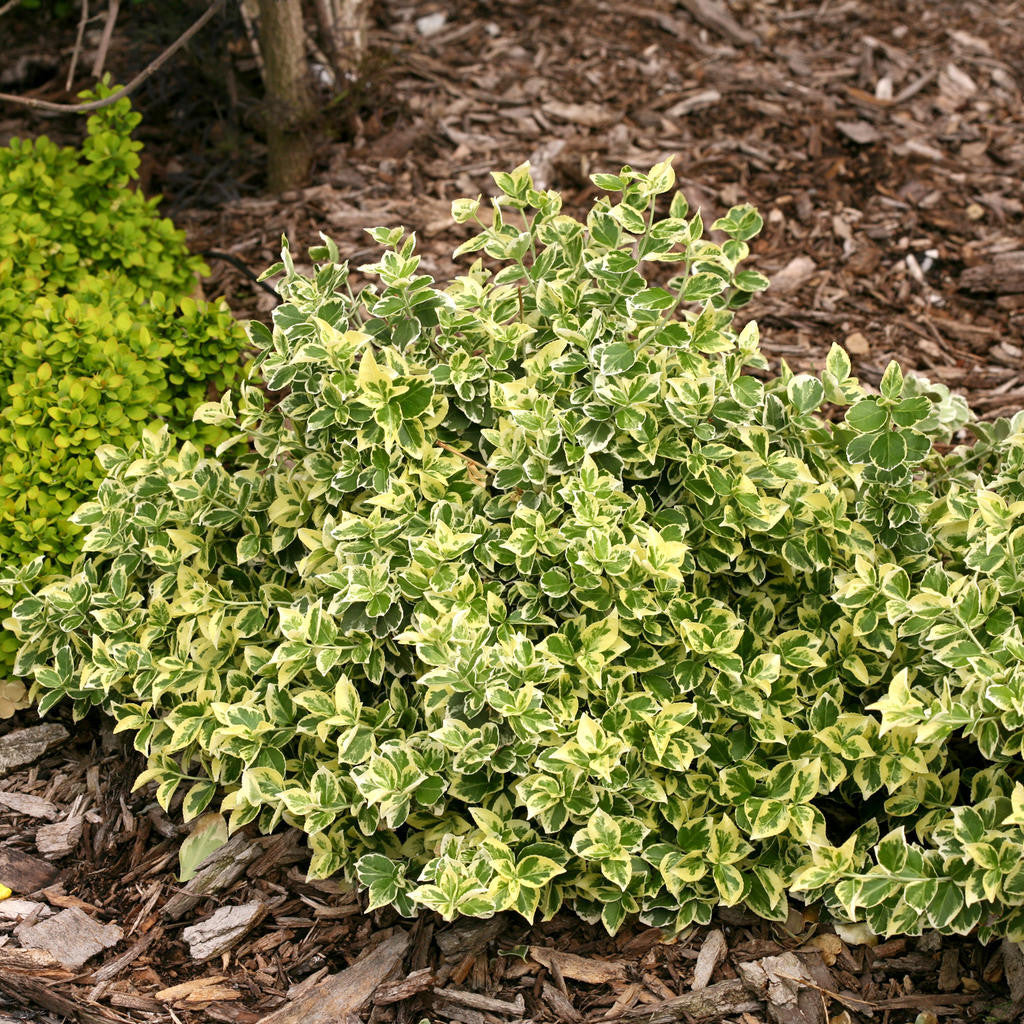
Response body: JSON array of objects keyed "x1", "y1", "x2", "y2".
[
  {"x1": 664, "y1": 89, "x2": 721, "y2": 118},
  {"x1": 525, "y1": 138, "x2": 566, "y2": 192},
  {"x1": 0, "y1": 944, "x2": 63, "y2": 971},
  {"x1": 37, "y1": 812, "x2": 85, "y2": 858},
  {"x1": 0, "y1": 846, "x2": 60, "y2": 893},
  {"x1": 938, "y1": 947, "x2": 960, "y2": 992},
  {"x1": 529, "y1": 944, "x2": 627, "y2": 984},
  {"x1": 108, "y1": 992, "x2": 164, "y2": 1012},
  {"x1": 770, "y1": 256, "x2": 817, "y2": 294},
  {"x1": 156, "y1": 975, "x2": 242, "y2": 1004},
  {"x1": 15, "y1": 906, "x2": 123, "y2": 970},
  {"x1": 90, "y1": 924, "x2": 164, "y2": 983},
  {"x1": 736, "y1": 952, "x2": 825, "y2": 1024},
  {"x1": 692, "y1": 929, "x2": 728, "y2": 989},
  {"x1": 1002, "y1": 940, "x2": 1024, "y2": 1006},
  {"x1": 542, "y1": 980, "x2": 581, "y2": 1022},
  {"x1": 206, "y1": 1005, "x2": 261, "y2": 1024},
  {"x1": 0, "y1": 973, "x2": 119, "y2": 1024},
  {"x1": 435, "y1": 916, "x2": 507, "y2": 958},
  {"x1": 542, "y1": 100, "x2": 619, "y2": 129},
  {"x1": 607, "y1": 982, "x2": 643, "y2": 1017},
  {"x1": 0, "y1": 724, "x2": 68, "y2": 777},
  {"x1": 435, "y1": 1005, "x2": 486, "y2": 1024},
  {"x1": 259, "y1": 929, "x2": 410, "y2": 1024},
  {"x1": 0, "y1": 897, "x2": 52, "y2": 922},
  {"x1": 608, "y1": 977, "x2": 764, "y2": 1023},
  {"x1": 844, "y1": 331, "x2": 870, "y2": 355},
  {"x1": 0, "y1": 789, "x2": 59, "y2": 820},
  {"x1": 959, "y1": 252, "x2": 1024, "y2": 295},
  {"x1": 433, "y1": 987, "x2": 525, "y2": 1016},
  {"x1": 160, "y1": 832, "x2": 263, "y2": 921},
  {"x1": 372, "y1": 967, "x2": 435, "y2": 1006},
  {"x1": 183, "y1": 901, "x2": 266, "y2": 961},
  {"x1": 678, "y1": 0, "x2": 760, "y2": 46},
  {"x1": 40, "y1": 885, "x2": 104, "y2": 913},
  {"x1": 836, "y1": 120, "x2": 882, "y2": 145}
]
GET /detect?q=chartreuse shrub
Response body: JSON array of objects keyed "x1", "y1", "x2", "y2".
[
  {"x1": 9, "y1": 158, "x2": 1024, "y2": 941},
  {"x1": 0, "y1": 83, "x2": 247, "y2": 700}
]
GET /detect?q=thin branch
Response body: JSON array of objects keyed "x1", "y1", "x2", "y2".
[
  {"x1": 0, "y1": 0, "x2": 21, "y2": 17},
  {"x1": 90, "y1": 0, "x2": 120, "y2": 80},
  {"x1": 0, "y1": 0, "x2": 224, "y2": 114},
  {"x1": 238, "y1": 0, "x2": 265, "y2": 83},
  {"x1": 66, "y1": 0, "x2": 91, "y2": 91}
]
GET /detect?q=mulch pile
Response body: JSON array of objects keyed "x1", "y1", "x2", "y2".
[{"x1": 1, "y1": 0, "x2": 1024, "y2": 1021}]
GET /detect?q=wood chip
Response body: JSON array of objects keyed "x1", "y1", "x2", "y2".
[
  {"x1": 529, "y1": 945, "x2": 627, "y2": 984},
  {"x1": 183, "y1": 901, "x2": 266, "y2": 961},
  {"x1": 435, "y1": 916, "x2": 507, "y2": 958},
  {"x1": 372, "y1": 966, "x2": 435, "y2": 1006},
  {"x1": 0, "y1": 973, "x2": 119, "y2": 1024},
  {"x1": 89, "y1": 924, "x2": 164, "y2": 983},
  {"x1": 157, "y1": 975, "x2": 242, "y2": 1004},
  {"x1": 0, "y1": 789, "x2": 59, "y2": 820},
  {"x1": 736, "y1": 952, "x2": 826, "y2": 1024},
  {"x1": 664, "y1": 89, "x2": 722, "y2": 118},
  {"x1": 433, "y1": 987, "x2": 524, "y2": 1016},
  {"x1": 607, "y1": 978, "x2": 763, "y2": 1023},
  {"x1": 542, "y1": 100, "x2": 618, "y2": 128},
  {"x1": 0, "y1": 724, "x2": 68, "y2": 777},
  {"x1": 0, "y1": 846, "x2": 60, "y2": 893},
  {"x1": 692, "y1": 929, "x2": 727, "y2": 990},
  {"x1": 435, "y1": 1006, "x2": 486, "y2": 1024},
  {"x1": 36, "y1": 814, "x2": 85, "y2": 859},
  {"x1": 836, "y1": 120, "x2": 882, "y2": 145},
  {"x1": 259, "y1": 929, "x2": 410, "y2": 1024},
  {"x1": 678, "y1": 0, "x2": 760, "y2": 46},
  {"x1": 0, "y1": 897, "x2": 52, "y2": 921},
  {"x1": 1002, "y1": 940, "x2": 1024, "y2": 1006},
  {"x1": 938, "y1": 947, "x2": 960, "y2": 992},
  {"x1": 542, "y1": 980, "x2": 581, "y2": 1022},
  {"x1": 770, "y1": 255, "x2": 817, "y2": 294},
  {"x1": 844, "y1": 331, "x2": 870, "y2": 355},
  {"x1": 15, "y1": 906, "x2": 123, "y2": 970},
  {"x1": 0, "y1": 944, "x2": 63, "y2": 971},
  {"x1": 959, "y1": 252, "x2": 1024, "y2": 294}
]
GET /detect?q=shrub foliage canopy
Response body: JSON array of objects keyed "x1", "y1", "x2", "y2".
[
  {"x1": 10, "y1": 160, "x2": 1024, "y2": 940},
  {"x1": 0, "y1": 85, "x2": 247, "y2": 689}
]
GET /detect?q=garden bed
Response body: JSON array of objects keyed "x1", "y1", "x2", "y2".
[{"x1": 1, "y1": 1, "x2": 1023, "y2": 1022}]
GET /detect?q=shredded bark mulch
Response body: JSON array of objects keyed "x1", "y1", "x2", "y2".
[
  {"x1": 177, "y1": 0, "x2": 1024, "y2": 419},
  {"x1": 1, "y1": 0, "x2": 1023, "y2": 1021}
]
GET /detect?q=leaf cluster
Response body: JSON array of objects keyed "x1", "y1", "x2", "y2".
[
  {"x1": 11, "y1": 159, "x2": 1024, "y2": 942},
  {"x1": 0, "y1": 82, "x2": 248, "y2": 696}
]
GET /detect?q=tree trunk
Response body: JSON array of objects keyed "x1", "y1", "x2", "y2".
[
  {"x1": 312, "y1": 0, "x2": 369, "y2": 81},
  {"x1": 257, "y1": 0, "x2": 315, "y2": 192}
]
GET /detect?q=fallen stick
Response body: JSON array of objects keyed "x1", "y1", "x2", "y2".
[{"x1": 0, "y1": 0, "x2": 224, "y2": 114}]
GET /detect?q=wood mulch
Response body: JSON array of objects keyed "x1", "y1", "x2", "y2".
[
  {"x1": 175, "y1": 0, "x2": 1024, "y2": 418},
  {"x1": 1, "y1": 0, "x2": 1024, "y2": 1022}
]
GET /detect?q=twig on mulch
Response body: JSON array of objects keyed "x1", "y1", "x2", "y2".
[{"x1": 0, "y1": 0, "x2": 224, "y2": 113}]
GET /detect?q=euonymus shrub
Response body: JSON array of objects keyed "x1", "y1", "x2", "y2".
[
  {"x1": 0, "y1": 82, "x2": 247, "y2": 695},
  {"x1": 10, "y1": 160, "x2": 1024, "y2": 941}
]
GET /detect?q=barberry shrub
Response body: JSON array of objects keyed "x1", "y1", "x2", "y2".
[
  {"x1": 10, "y1": 160, "x2": 1024, "y2": 941},
  {"x1": 0, "y1": 83, "x2": 248, "y2": 699}
]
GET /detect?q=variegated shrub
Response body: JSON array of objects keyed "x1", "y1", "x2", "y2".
[{"x1": 8, "y1": 160, "x2": 1024, "y2": 940}]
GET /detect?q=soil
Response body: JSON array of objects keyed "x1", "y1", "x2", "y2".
[{"x1": 1, "y1": 1, "x2": 1023, "y2": 1022}]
